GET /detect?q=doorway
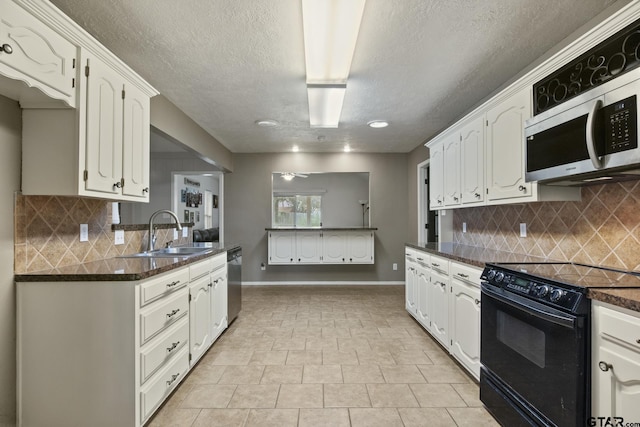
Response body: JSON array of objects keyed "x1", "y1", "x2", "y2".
[{"x1": 417, "y1": 160, "x2": 437, "y2": 243}]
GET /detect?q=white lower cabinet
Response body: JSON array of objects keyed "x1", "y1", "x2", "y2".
[
  {"x1": 592, "y1": 301, "x2": 640, "y2": 421},
  {"x1": 404, "y1": 247, "x2": 481, "y2": 380},
  {"x1": 268, "y1": 229, "x2": 375, "y2": 265},
  {"x1": 17, "y1": 251, "x2": 231, "y2": 427}
]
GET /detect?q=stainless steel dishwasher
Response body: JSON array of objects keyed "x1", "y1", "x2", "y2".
[{"x1": 227, "y1": 247, "x2": 242, "y2": 323}]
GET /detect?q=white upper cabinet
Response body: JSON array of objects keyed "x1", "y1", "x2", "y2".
[
  {"x1": 486, "y1": 88, "x2": 532, "y2": 202},
  {"x1": 460, "y1": 116, "x2": 485, "y2": 206},
  {"x1": 17, "y1": 0, "x2": 158, "y2": 201},
  {"x1": 0, "y1": 1, "x2": 77, "y2": 108}
]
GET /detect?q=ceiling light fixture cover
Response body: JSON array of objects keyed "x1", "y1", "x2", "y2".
[
  {"x1": 282, "y1": 173, "x2": 295, "y2": 181},
  {"x1": 344, "y1": 145, "x2": 351, "y2": 152},
  {"x1": 255, "y1": 119, "x2": 279, "y2": 127},
  {"x1": 368, "y1": 120, "x2": 389, "y2": 128},
  {"x1": 302, "y1": 0, "x2": 366, "y2": 128},
  {"x1": 292, "y1": 145, "x2": 300, "y2": 152}
]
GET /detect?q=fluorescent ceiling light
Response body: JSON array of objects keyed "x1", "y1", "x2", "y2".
[
  {"x1": 307, "y1": 83, "x2": 346, "y2": 128},
  {"x1": 302, "y1": 0, "x2": 366, "y2": 128}
]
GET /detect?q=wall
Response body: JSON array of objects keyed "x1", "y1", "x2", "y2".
[
  {"x1": 0, "y1": 95, "x2": 20, "y2": 425},
  {"x1": 225, "y1": 153, "x2": 408, "y2": 283},
  {"x1": 454, "y1": 181, "x2": 640, "y2": 271},
  {"x1": 406, "y1": 144, "x2": 430, "y2": 241},
  {"x1": 15, "y1": 197, "x2": 191, "y2": 273},
  {"x1": 150, "y1": 96, "x2": 233, "y2": 172}
]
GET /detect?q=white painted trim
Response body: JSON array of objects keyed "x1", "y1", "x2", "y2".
[
  {"x1": 417, "y1": 159, "x2": 430, "y2": 242},
  {"x1": 242, "y1": 281, "x2": 404, "y2": 286}
]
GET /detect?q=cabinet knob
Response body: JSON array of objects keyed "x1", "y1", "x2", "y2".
[
  {"x1": 0, "y1": 44, "x2": 12, "y2": 54},
  {"x1": 474, "y1": 193, "x2": 481, "y2": 199},
  {"x1": 453, "y1": 196, "x2": 459, "y2": 202},
  {"x1": 518, "y1": 185, "x2": 527, "y2": 192},
  {"x1": 475, "y1": 299, "x2": 481, "y2": 305},
  {"x1": 598, "y1": 361, "x2": 612, "y2": 372},
  {"x1": 113, "y1": 181, "x2": 122, "y2": 188},
  {"x1": 143, "y1": 187, "x2": 149, "y2": 193}
]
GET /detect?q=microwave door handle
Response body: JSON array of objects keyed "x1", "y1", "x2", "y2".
[{"x1": 586, "y1": 99, "x2": 604, "y2": 169}]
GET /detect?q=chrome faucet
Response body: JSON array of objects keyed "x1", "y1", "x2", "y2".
[{"x1": 148, "y1": 209, "x2": 183, "y2": 252}]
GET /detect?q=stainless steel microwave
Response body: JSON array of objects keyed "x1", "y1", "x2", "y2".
[{"x1": 525, "y1": 69, "x2": 640, "y2": 185}]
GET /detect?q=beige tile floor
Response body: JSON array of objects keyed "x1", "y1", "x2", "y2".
[{"x1": 148, "y1": 285, "x2": 499, "y2": 427}]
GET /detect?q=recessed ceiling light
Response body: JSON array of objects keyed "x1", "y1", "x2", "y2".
[
  {"x1": 292, "y1": 145, "x2": 299, "y2": 152},
  {"x1": 344, "y1": 145, "x2": 351, "y2": 152},
  {"x1": 255, "y1": 119, "x2": 279, "y2": 127},
  {"x1": 368, "y1": 120, "x2": 389, "y2": 128}
]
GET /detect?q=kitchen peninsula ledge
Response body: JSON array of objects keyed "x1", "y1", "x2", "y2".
[
  {"x1": 265, "y1": 227, "x2": 378, "y2": 230},
  {"x1": 14, "y1": 243, "x2": 240, "y2": 282},
  {"x1": 407, "y1": 242, "x2": 640, "y2": 312}
]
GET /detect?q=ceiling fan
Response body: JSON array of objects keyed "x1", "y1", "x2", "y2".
[{"x1": 281, "y1": 172, "x2": 308, "y2": 181}]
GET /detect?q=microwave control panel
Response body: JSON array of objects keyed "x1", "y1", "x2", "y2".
[{"x1": 603, "y1": 95, "x2": 637, "y2": 153}]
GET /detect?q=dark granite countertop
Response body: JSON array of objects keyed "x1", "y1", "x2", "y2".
[
  {"x1": 266, "y1": 227, "x2": 378, "y2": 231},
  {"x1": 14, "y1": 243, "x2": 240, "y2": 282},
  {"x1": 406, "y1": 242, "x2": 640, "y2": 312}
]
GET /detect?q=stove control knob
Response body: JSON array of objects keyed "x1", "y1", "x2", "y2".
[
  {"x1": 495, "y1": 272, "x2": 505, "y2": 282},
  {"x1": 487, "y1": 270, "x2": 496, "y2": 280},
  {"x1": 550, "y1": 289, "x2": 566, "y2": 303},
  {"x1": 535, "y1": 285, "x2": 550, "y2": 298}
]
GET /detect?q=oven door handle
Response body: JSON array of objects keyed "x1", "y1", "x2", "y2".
[{"x1": 482, "y1": 284, "x2": 576, "y2": 329}]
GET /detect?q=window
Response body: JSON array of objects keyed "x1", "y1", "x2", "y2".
[{"x1": 273, "y1": 194, "x2": 322, "y2": 227}]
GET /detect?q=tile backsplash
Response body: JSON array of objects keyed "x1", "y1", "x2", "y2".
[
  {"x1": 14, "y1": 194, "x2": 190, "y2": 273},
  {"x1": 453, "y1": 181, "x2": 640, "y2": 271}
]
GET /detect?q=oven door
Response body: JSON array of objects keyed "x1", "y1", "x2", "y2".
[{"x1": 480, "y1": 283, "x2": 588, "y2": 427}]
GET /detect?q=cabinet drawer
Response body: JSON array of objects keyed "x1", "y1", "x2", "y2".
[
  {"x1": 211, "y1": 253, "x2": 226, "y2": 271},
  {"x1": 451, "y1": 262, "x2": 482, "y2": 288},
  {"x1": 598, "y1": 304, "x2": 640, "y2": 350},
  {"x1": 140, "y1": 345, "x2": 189, "y2": 423},
  {"x1": 140, "y1": 316, "x2": 189, "y2": 385},
  {"x1": 140, "y1": 288, "x2": 189, "y2": 344},
  {"x1": 414, "y1": 251, "x2": 430, "y2": 268},
  {"x1": 190, "y1": 259, "x2": 211, "y2": 281},
  {"x1": 140, "y1": 268, "x2": 189, "y2": 307},
  {"x1": 430, "y1": 254, "x2": 450, "y2": 274}
]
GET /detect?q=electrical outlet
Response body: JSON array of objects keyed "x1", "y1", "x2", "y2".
[
  {"x1": 393, "y1": 263, "x2": 398, "y2": 271},
  {"x1": 114, "y1": 229, "x2": 125, "y2": 245},
  {"x1": 462, "y1": 222, "x2": 467, "y2": 233},
  {"x1": 520, "y1": 223, "x2": 527, "y2": 237},
  {"x1": 173, "y1": 229, "x2": 179, "y2": 240},
  {"x1": 79, "y1": 224, "x2": 88, "y2": 242},
  {"x1": 182, "y1": 226, "x2": 189, "y2": 238},
  {"x1": 261, "y1": 263, "x2": 266, "y2": 271}
]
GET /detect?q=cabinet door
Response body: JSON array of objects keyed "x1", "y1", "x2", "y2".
[
  {"x1": 443, "y1": 133, "x2": 461, "y2": 206},
  {"x1": 84, "y1": 55, "x2": 124, "y2": 195},
  {"x1": 450, "y1": 278, "x2": 481, "y2": 380},
  {"x1": 323, "y1": 231, "x2": 347, "y2": 263},
  {"x1": 189, "y1": 275, "x2": 211, "y2": 365},
  {"x1": 296, "y1": 231, "x2": 321, "y2": 263},
  {"x1": 121, "y1": 83, "x2": 150, "y2": 199},
  {"x1": 416, "y1": 266, "x2": 430, "y2": 329},
  {"x1": 460, "y1": 116, "x2": 485, "y2": 206},
  {"x1": 429, "y1": 269, "x2": 449, "y2": 347},
  {"x1": 268, "y1": 232, "x2": 295, "y2": 264},
  {"x1": 486, "y1": 88, "x2": 532, "y2": 201},
  {"x1": 429, "y1": 141, "x2": 444, "y2": 209},
  {"x1": 405, "y1": 256, "x2": 417, "y2": 316},
  {"x1": 0, "y1": 1, "x2": 76, "y2": 106},
  {"x1": 347, "y1": 231, "x2": 373, "y2": 263},
  {"x1": 210, "y1": 268, "x2": 228, "y2": 343}
]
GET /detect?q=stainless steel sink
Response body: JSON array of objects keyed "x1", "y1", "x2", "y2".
[{"x1": 118, "y1": 247, "x2": 212, "y2": 258}]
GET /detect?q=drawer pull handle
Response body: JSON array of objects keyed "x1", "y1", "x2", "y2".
[
  {"x1": 166, "y1": 341, "x2": 180, "y2": 353},
  {"x1": 417, "y1": 257, "x2": 424, "y2": 261},
  {"x1": 166, "y1": 309, "x2": 180, "y2": 319},
  {"x1": 432, "y1": 263, "x2": 440, "y2": 267},
  {"x1": 599, "y1": 361, "x2": 612, "y2": 372},
  {"x1": 166, "y1": 373, "x2": 180, "y2": 387},
  {"x1": 457, "y1": 273, "x2": 469, "y2": 279},
  {"x1": 166, "y1": 280, "x2": 181, "y2": 288}
]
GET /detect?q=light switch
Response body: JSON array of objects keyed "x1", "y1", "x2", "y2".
[
  {"x1": 114, "y1": 230, "x2": 125, "y2": 245},
  {"x1": 520, "y1": 223, "x2": 527, "y2": 237},
  {"x1": 79, "y1": 224, "x2": 88, "y2": 242},
  {"x1": 182, "y1": 226, "x2": 189, "y2": 238},
  {"x1": 462, "y1": 222, "x2": 467, "y2": 233}
]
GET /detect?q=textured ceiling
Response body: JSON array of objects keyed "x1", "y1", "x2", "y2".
[{"x1": 50, "y1": 0, "x2": 620, "y2": 153}]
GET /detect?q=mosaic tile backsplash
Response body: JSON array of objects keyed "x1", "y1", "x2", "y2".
[
  {"x1": 15, "y1": 194, "x2": 191, "y2": 273},
  {"x1": 453, "y1": 181, "x2": 640, "y2": 271}
]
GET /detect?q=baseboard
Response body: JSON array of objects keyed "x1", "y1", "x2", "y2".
[{"x1": 241, "y1": 281, "x2": 404, "y2": 286}]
